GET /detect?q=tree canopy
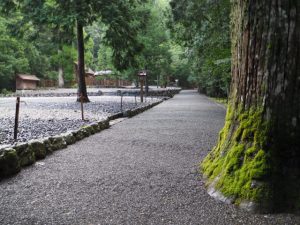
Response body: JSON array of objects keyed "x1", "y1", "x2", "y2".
[
  {"x1": 0, "y1": 0, "x2": 196, "y2": 93},
  {"x1": 170, "y1": 0, "x2": 231, "y2": 97}
]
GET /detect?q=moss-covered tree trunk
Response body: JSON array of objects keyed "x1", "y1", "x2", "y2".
[
  {"x1": 202, "y1": 0, "x2": 300, "y2": 213},
  {"x1": 76, "y1": 21, "x2": 90, "y2": 102}
]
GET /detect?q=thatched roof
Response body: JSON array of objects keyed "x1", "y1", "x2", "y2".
[
  {"x1": 85, "y1": 68, "x2": 95, "y2": 76},
  {"x1": 74, "y1": 62, "x2": 95, "y2": 76},
  {"x1": 95, "y1": 70, "x2": 113, "y2": 76}
]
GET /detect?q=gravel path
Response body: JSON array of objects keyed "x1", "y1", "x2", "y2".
[
  {"x1": 0, "y1": 96, "x2": 156, "y2": 145},
  {"x1": 0, "y1": 90, "x2": 299, "y2": 225}
]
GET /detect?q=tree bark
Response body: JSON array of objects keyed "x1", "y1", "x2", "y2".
[
  {"x1": 58, "y1": 66, "x2": 64, "y2": 88},
  {"x1": 57, "y1": 47, "x2": 64, "y2": 88},
  {"x1": 202, "y1": 0, "x2": 300, "y2": 213},
  {"x1": 76, "y1": 21, "x2": 89, "y2": 102}
]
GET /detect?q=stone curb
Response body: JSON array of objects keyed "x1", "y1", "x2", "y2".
[
  {"x1": 0, "y1": 91, "x2": 103, "y2": 98},
  {"x1": 0, "y1": 89, "x2": 181, "y2": 98},
  {"x1": 0, "y1": 98, "x2": 168, "y2": 180}
]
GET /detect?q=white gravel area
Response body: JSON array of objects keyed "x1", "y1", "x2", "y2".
[{"x1": 0, "y1": 96, "x2": 159, "y2": 146}]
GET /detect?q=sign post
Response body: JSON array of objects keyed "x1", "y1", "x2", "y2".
[{"x1": 138, "y1": 70, "x2": 147, "y2": 103}]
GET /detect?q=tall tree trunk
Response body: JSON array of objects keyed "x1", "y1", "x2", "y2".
[
  {"x1": 76, "y1": 21, "x2": 89, "y2": 102},
  {"x1": 202, "y1": 0, "x2": 300, "y2": 213},
  {"x1": 57, "y1": 44, "x2": 65, "y2": 88},
  {"x1": 57, "y1": 47, "x2": 64, "y2": 88},
  {"x1": 58, "y1": 66, "x2": 64, "y2": 88}
]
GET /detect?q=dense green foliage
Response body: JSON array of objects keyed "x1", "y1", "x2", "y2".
[
  {"x1": 0, "y1": 16, "x2": 28, "y2": 90},
  {"x1": 0, "y1": 0, "x2": 231, "y2": 94},
  {"x1": 0, "y1": 11, "x2": 77, "y2": 90},
  {"x1": 170, "y1": 0, "x2": 231, "y2": 97}
]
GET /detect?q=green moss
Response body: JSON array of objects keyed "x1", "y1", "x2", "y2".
[
  {"x1": 210, "y1": 97, "x2": 228, "y2": 106},
  {"x1": 0, "y1": 149, "x2": 21, "y2": 178},
  {"x1": 201, "y1": 104, "x2": 271, "y2": 204}
]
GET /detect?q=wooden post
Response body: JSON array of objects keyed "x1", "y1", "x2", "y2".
[
  {"x1": 138, "y1": 70, "x2": 147, "y2": 103},
  {"x1": 80, "y1": 94, "x2": 84, "y2": 120},
  {"x1": 120, "y1": 94, "x2": 123, "y2": 111},
  {"x1": 140, "y1": 78, "x2": 144, "y2": 103},
  {"x1": 14, "y1": 97, "x2": 20, "y2": 141}
]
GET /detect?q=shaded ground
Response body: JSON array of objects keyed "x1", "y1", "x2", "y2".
[{"x1": 0, "y1": 90, "x2": 299, "y2": 225}]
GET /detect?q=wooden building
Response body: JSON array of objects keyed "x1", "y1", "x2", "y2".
[
  {"x1": 73, "y1": 62, "x2": 132, "y2": 87},
  {"x1": 16, "y1": 74, "x2": 40, "y2": 90}
]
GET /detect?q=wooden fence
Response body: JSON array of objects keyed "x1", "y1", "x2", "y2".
[{"x1": 39, "y1": 78, "x2": 131, "y2": 88}]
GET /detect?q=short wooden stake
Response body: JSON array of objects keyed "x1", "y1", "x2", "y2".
[
  {"x1": 80, "y1": 94, "x2": 84, "y2": 121},
  {"x1": 14, "y1": 97, "x2": 20, "y2": 141}
]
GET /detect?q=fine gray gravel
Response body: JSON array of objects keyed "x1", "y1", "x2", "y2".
[
  {"x1": 0, "y1": 96, "x2": 156, "y2": 145},
  {"x1": 0, "y1": 90, "x2": 299, "y2": 225}
]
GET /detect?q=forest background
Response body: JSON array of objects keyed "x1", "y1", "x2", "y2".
[{"x1": 0, "y1": 0, "x2": 231, "y2": 98}]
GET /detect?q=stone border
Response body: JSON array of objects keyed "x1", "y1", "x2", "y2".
[
  {"x1": 0, "y1": 89, "x2": 180, "y2": 98},
  {"x1": 0, "y1": 99, "x2": 165, "y2": 180},
  {"x1": 0, "y1": 91, "x2": 103, "y2": 98}
]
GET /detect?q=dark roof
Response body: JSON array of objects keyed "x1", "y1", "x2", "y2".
[{"x1": 17, "y1": 74, "x2": 40, "y2": 81}]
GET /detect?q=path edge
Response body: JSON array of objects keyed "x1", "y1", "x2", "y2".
[{"x1": 0, "y1": 98, "x2": 167, "y2": 180}]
